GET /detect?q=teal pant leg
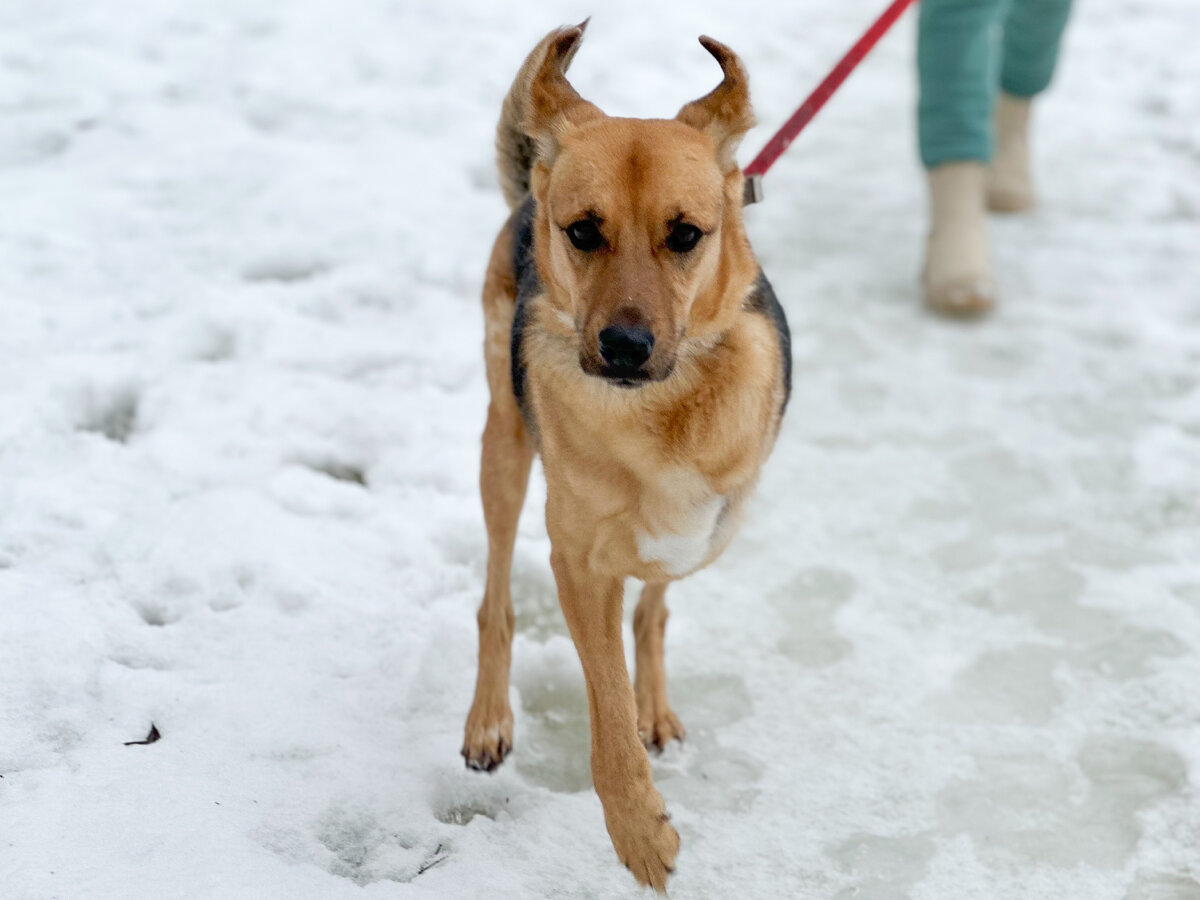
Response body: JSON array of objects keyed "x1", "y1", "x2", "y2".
[
  {"x1": 1001, "y1": 0, "x2": 1074, "y2": 97},
  {"x1": 917, "y1": 0, "x2": 1012, "y2": 168}
]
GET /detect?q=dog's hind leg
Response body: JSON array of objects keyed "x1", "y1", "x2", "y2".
[
  {"x1": 463, "y1": 230, "x2": 534, "y2": 773},
  {"x1": 633, "y1": 583, "x2": 685, "y2": 753}
]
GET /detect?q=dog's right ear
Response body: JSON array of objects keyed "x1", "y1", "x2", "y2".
[{"x1": 523, "y1": 22, "x2": 603, "y2": 165}]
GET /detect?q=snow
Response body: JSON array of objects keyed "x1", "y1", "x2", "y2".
[{"x1": 1, "y1": 0, "x2": 1198, "y2": 897}]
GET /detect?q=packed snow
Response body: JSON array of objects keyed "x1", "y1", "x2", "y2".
[{"x1": 2, "y1": 0, "x2": 1198, "y2": 897}]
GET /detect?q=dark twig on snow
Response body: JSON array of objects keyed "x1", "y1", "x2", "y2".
[
  {"x1": 416, "y1": 844, "x2": 449, "y2": 876},
  {"x1": 124, "y1": 724, "x2": 161, "y2": 746}
]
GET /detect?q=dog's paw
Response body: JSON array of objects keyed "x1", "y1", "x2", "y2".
[
  {"x1": 606, "y1": 797, "x2": 680, "y2": 893},
  {"x1": 461, "y1": 699, "x2": 513, "y2": 773},
  {"x1": 638, "y1": 701, "x2": 686, "y2": 754}
]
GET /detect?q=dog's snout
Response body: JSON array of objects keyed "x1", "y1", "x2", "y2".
[{"x1": 599, "y1": 323, "x2": 655, "y2": 371}]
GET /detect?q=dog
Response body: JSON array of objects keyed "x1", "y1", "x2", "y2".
[{"x1": 462, "y1": 22, "x2": 790, "y2": 892}]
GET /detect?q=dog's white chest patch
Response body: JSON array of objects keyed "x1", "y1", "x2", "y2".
[{"x1": 635, "y1": 473, "x2": 726, "y2": 577}]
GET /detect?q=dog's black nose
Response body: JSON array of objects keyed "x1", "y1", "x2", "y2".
[{"x1": 598, "y1": 324, "x2": 655, "y2": 371}]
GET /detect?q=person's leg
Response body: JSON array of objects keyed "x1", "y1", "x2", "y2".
[
  {"x1": 988, "y1": 0, "x2": 1074, "y2": 210},
  {"x1": 918, "y1": 0, "x2": 1008, "y2": 169},
  {"x1": 918, "y1": 0, "x2": 1010, "y2": 313},
  {"x1": 1000, "y1": 0, "x2": 1073, "y2": 98}
]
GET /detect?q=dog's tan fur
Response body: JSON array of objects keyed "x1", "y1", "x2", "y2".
[{"x1": 463, "y1": 24, "x2": 787, "y2": 891}]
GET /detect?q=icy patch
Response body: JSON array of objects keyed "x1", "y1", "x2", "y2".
[
  {"x1": 1050, "y1": 391, "x2": 1146, "y2": 439},
  {"x1": 932, "y1": 534, "x2": 996, "y2": 572},
  {"x1": 511, "y1": 561, "x2": 568, "y2": 643},
  {"x1": 1068, "y1": 531, "x2": 1166, "y2": 570},
  {"x1": 950, "y1": 449, "x2": 1050, "y2": 519},
  {"x1": 938, "y1": 754, "x2": 1109, "y2": 868},
  {"x1": 938, "y1": 739, "x2": 1187, "y2": 870},
  {"x1": 836, "y1": 375, "x2": 887, "y2": 413},
  {"x1": 1073, "y1": 452, "x2": 1135, "y2": 494},
  {"x1": 828, "y1": 832, "x2": 935, "y2": 899},
  {"x1": 908, "y1": 497, "x2": 971, "y2": 524},
  {"x1": 979, "y1": 556, "x2": 1117, "y2": 642},
  {"x1": 656, "y1": 736, "x2": 765, "y2": 814},
  {"x1": 933, "y1": 646, "x2": 1062, "y2": 725},
  {"x1": 671, "y1": 672, "x2": 753, "y2": 731},
  {"x1": 1077, "y1": 737, "x2": 1188, "y2": 817},
  {"x1": 512, "y1": 641, "x2": 592, "y2": 794},
  {"x1": 1125, "y1": 873, "x2": 1200, "y2": 900},
  {"x1": 952, "y1": 341, "x2": 1032, "y2": 379},
  {"x1": 1174, "y1": 583, "x2": 1200, "y2": 607},
  {"x1": 771, "y1": 567, "x2": 855, "y2": 668},
  {"x1": 993, "y1": 557, "x2": 1087, "y2": 613},
  {"x1": 1076, "y1": 629, "x2": 1187, "y2": 679}
]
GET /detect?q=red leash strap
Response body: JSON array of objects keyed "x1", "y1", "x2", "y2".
[{"x1": 742, "y1": 0, "x2": 920, "y2": 204}]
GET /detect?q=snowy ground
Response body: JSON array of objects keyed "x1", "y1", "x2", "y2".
[{"x1": 2, "y1": 0, "x2": 1199, "y2": 897}]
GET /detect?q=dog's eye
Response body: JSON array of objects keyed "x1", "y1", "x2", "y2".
[
  {"x1": 665, "y1": 223, "x2": 703, "y2": 254},
  {"x1": 565, "y1": 220, "x2": 605, "y2": 252}
]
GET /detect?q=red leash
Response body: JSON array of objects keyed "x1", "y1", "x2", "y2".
[{"x1": 742, "y1": 0, "x2": 920, "y2": 204}]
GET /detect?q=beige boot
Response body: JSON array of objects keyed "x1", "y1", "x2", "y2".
[
  {"x1": 923, "y1": 161, "x2": 995, "y2": 315},
  {"x1": 987, "y1": 93, "x2": 1035, "y2": 212}
]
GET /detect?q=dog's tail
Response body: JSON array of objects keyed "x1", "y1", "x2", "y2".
[{"x1": 495, "y1": 22, "x2": 588, "y2": 211}]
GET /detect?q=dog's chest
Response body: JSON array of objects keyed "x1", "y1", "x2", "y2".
[{"x1": 634, "y1": 468, "x2": 733, "y2": 578}]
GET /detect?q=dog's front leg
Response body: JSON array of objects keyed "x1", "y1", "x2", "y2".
[
  {"x1": 463, "y1": 401, "x2": 534, "y2": 772},
  {"x1": 550, "y1": 548, "x2": 679, "y2": 892}
]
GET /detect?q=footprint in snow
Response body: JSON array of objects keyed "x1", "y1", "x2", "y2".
[
  {"x1": 241, "y1": 255, "x2": 330, "y2": 284},
  {"x1": 75, "y1": 383, "x2": 140, "y2": 444},
  {"x1": 260, "y1": 804, "x2": 448, "y2": 886}
]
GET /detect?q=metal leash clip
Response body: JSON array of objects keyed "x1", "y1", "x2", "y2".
[{"x1": 742, "y1": 173, "x2": 764, "y2": 206}]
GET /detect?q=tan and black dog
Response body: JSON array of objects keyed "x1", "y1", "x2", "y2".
[{"x1": 462, "y1": 22, "x2": 790, "y2": 892}]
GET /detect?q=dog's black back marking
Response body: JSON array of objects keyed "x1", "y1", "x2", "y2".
[
  {"x1": 746, "y1": 271, "x2": 792, "y2": 413},
  {"x1": 510, "y1": 195, "x2": 539, "y2": 429}
]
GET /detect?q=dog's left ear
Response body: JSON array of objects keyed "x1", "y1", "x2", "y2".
[
  {"x1": 524, "y1": 23, "x2": 604, "y2": 165},
  {"x1": 676, "y1": 37, "x2": 756, "y2": 173}
]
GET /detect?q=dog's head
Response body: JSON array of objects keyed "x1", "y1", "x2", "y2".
[{"x1": 525, "y1": 24, "x2": 758, "y2": 387}]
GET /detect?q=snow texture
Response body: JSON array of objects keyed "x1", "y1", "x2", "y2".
[{"x1": 2, "y1": 0, "x2": 1199, "y2": 898}]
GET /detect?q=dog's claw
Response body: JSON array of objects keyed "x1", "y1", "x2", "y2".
[
  {"x1": 639, "y1": 709, "x2": 686, "y2": 754},
  {"x1": 464, "y1": 751, "x2": 496, "y2": 772},
  {"x1": 462, "y1": 702, "x2": 514, "y2": 772},
  {"x1": 462, "y1": 734, "x2": 511, "y2": 773}
]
